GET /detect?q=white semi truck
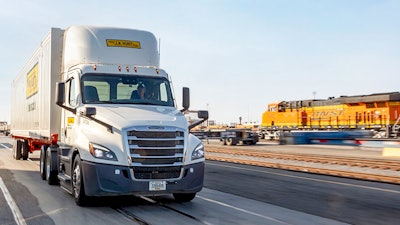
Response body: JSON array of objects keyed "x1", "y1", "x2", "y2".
[{"x1": 11, "y1": 26, "x2": 208, "y2": 205}]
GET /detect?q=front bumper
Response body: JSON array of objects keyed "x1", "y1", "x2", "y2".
[{"x1": 81, "y1": 161, "x2": 204, "y2": 196}]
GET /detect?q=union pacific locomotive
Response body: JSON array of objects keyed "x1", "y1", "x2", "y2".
[{"x1": 260, "y1": 92, "x2": 400, "y2": 139}]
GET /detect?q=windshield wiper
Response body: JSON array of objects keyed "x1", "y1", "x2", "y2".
[{"x1": 85, "y1": 100, "x2": 115, "y2": 104}]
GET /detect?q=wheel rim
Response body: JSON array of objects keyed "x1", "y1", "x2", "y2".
[{"x1": 73, "y1": 163, "x2": 81, "y2": 199}]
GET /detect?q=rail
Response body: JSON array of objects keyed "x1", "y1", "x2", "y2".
[{"x1": 205, "y1": 146, "x2": 400, "y2": 184}]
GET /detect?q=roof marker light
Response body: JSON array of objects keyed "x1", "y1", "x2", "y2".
[
  {"x1": 126, "y1": 66, "x2": 129, "y2": 72},
  {"x1": 156, "y1": 69, "x2": 159, "y2": 74},
  {"x1": 134, "y1": 67, "x2": 137, "y2": 72},
  {"x1": 118, "y1": 66, "x2": 121, "y2": 72},
  {"x1": 93, "y1": 65, "x2": 97, "y2": 71}
]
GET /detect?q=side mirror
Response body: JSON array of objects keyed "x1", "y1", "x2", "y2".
[
  {"x1": 55, "y1": 82, "x2": 65, "y2": 106},
  {"x1": 55, "y1": 81, "x2": 76, "y2": 114},
  {"x1": 188, "y1": 110, "x2": 209, "y2": 130},
  {"x1": 80, "y1": 107, "x2": 96, "y2": 117},
  {"x1": 197, "y1": 110, "x2": 209, "y2": 120},
  {"x1": 182, "y1": 87, "x2": 190, "y2": 112}
]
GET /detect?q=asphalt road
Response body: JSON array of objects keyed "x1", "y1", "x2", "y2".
[
  {"x1": 204, "y1": 160, "x2": 400, "y2": 225},
  {"x1": 1, "y1": 136, "x2": 400, "y2": 225}
]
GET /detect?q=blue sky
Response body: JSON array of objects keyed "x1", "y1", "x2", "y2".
[{"x1": 1, "y1": 0, "x2": 399, "y2": 124}]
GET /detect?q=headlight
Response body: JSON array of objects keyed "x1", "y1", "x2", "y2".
[
  {"x1": 191, "y1": 143, "x2": 205, "y2": 160},
  {"x1": 89, "y1": 143, "x2": 117, "y2": 161}
]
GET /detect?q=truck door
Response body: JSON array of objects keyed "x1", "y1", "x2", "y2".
[{"x1": 61, "y1": 75, "x2": 78, "y2": 145}]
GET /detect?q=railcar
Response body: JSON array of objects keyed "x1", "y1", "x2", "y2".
[{"x1": 260, "y1": 92, "x2": 400, "y2": 139}]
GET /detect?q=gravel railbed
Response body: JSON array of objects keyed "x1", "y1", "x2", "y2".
[{"x1": 204, "y1": 140, "x2": 400, "y2": 178}]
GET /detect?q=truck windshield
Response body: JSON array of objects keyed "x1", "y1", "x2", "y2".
[{"x1": 81, "y1": 74, "x2": 174, "y2": 107}]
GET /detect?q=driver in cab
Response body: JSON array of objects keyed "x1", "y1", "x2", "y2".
[{"x1": 131, "y1": 83, "x2": 147, "y2": 100}]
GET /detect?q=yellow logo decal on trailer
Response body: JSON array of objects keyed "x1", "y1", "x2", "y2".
[
  {"x1": 26, "y1": 63, "x2": 38, "y2": 99},
  {"x1": 106, "y1": 39, "x2": 141, "y2": 49}
]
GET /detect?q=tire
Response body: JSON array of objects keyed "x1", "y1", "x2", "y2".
[
  {"x1": 22, "y1": 140, "x2": 29, "y2": 160},
  {"x1": 46, "y1": 147, "x2": 58, "y2": 185},
  {"x1": 40, "y1": 145, "x2": 48, "y2": 180},
  {"x1": 72, "y1": 155, "x2": 88, "y2": 206},
  {"x1": 173, "y1": 193, "x2": 196, "y2": 202},
  {"x1": 12, "y1": 140, "x2": 22, "y2": 160},
  {"x1": 226, "y1": 138, "x2": 234, "y2": 146},
  {"x1": 221, "y1": 138, "x2": 227, "y2": 145}
]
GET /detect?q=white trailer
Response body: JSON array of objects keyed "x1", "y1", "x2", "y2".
[
  {"x1": 11, "y1": 26, "x2": 208, "y2": 205},
  {"x1": 11, "y1": 28, "x2": 63, "y2": 160}
]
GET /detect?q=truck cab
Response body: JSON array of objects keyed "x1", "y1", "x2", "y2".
[{"x1": 31, "y1": 26, "x2": 208, "y2": 205}]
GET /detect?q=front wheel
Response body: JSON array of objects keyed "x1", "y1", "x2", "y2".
[
  {"x1": 72, "y1": 155, "x2": 88, "y2": 206},
  {"x1": 173, "y1": 193, "x2": 196, "y2": 202}
]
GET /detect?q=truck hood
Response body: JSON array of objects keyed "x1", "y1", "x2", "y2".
[{"x1": 86, "y1": 105, "x2": 188, "y2": 131}]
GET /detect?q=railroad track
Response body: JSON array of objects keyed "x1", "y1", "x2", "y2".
[
  {"x1": 205, "y1": 146, "x2": 400, "y2": 184},
  {"x1": 113, "y1": 196, "x2": 206, "y2": 225}
]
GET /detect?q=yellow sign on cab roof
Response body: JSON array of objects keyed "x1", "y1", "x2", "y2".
[{"x1": 106, "y1": 39, "x2": 141, "y2": 49}]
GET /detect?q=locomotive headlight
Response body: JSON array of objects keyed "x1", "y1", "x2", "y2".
[
  {"x1": 191, "y1": 143, "x2": 205, "y2": 160},
  {"x1": 89, "y1": 143, "x2": 117, "y2": 161}
]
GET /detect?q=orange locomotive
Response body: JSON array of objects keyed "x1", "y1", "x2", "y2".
[{"x1": 261, "y1": 92, "x2": 400, "y2": 139}]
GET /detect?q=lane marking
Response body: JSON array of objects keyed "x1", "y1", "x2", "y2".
[
  {"x1": 0, "y1": 177, "x2": 27, "y2": 225},
  {"x1": 23, "y1": 208, "x2": 68, "y2": 222},
  {"x1": 206, "y1": 162, "x2": 400, "y2": 194},
  {"x1": 197, "y1": 195, "x2": 291, "y2": 225},
  {"x1": 0, "y1": 143, "x2": 12, "y2": 151}
]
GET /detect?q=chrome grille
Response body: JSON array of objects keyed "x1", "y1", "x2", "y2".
[
  {"x1": 131, "y1": 148, "x2": 182, "y2": 156},
  {"x1": 129, "y1": 139, "x2": 184, "y2": 147},
  {"x1": 126, "y1": 126, "x2": 185, "y2": 180}
]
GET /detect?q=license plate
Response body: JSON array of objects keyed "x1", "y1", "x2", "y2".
[{"x1": 149, "y1": 181, "x2": 166, "y2": 191}]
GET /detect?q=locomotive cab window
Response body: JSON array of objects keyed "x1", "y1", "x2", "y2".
[{"x1": 376, "y1": 102, "x2": 387, "y2": 108}]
